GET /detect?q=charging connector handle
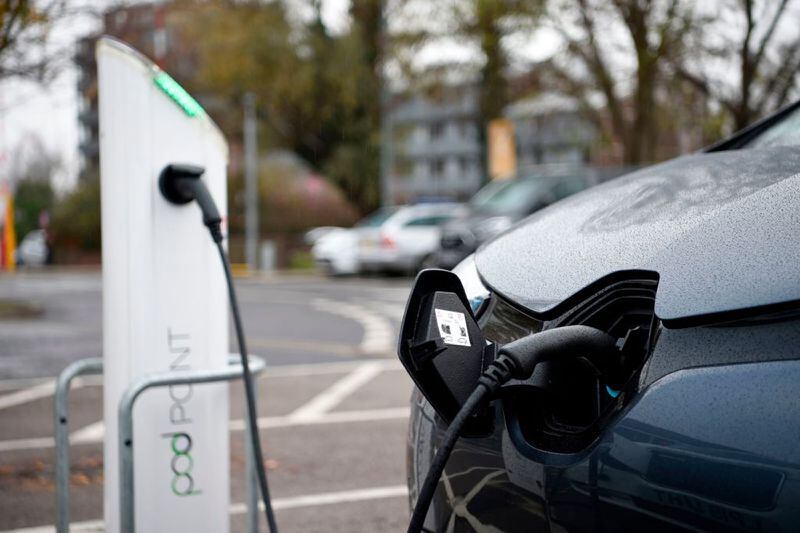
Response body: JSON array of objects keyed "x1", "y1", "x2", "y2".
[
  {"x1": 499, "y1": 325, "x2": 618, "y2": 379},
  {"x1": 159, "y1": 164, "x2": 223, "y2": 242}
]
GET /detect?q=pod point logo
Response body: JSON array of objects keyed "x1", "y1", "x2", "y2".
[{"x1": 164, "y1": 329, "x2": 202, "y2": 497}]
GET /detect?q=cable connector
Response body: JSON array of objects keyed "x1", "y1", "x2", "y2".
[
  {"x1": 159, "y1": 164, "x2": 224, "y2": 243},
  {"x1": 477, "y1": 354, "x2": 518, "y2": 393}
]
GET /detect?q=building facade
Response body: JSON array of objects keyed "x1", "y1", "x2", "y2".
[
  {"x1": 382, "y1": 87, "x2": 602, "y2": 205},
  {"x1": 384, "y1": 85, "x2": 483, "y2": 204},
  {"x1": 75, "y1": 3, "x2": 197, "y2": 176}
]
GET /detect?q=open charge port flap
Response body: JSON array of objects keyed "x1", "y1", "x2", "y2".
[{"x1": 494, "y1": 279, "x2": 657, "y2": 455}]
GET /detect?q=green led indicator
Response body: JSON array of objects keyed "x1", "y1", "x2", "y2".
[{"x1": 153, "y1": 71, "x2": 205, "y2": 117}]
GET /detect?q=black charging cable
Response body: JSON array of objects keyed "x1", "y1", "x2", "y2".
[
  {"x1": 407, "y1": 325, "x2": 617, "y2": 533},
  {"x1": 159, "y1": 164, "x2": 279, "y2": 533}
]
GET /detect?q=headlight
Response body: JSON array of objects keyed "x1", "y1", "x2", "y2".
[{"x1": 452, "y1": 254, "x2": 491, "y2": 316}]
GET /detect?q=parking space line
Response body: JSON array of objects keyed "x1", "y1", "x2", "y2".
[
  {"x1": 0, "y1": 382, "x2": 56, "y2": 411},
  {"x1": 287, "y1": 361, "x2": 385, "y2": 422},
  {"x1": 0, "y1": 407, "x2": 411, "y2": 453},
  {"x1": 234, "y1": 407, "x2": 411, "y2": 431},
  {"x1": 0, "y1": 436, "x2": 54, "y2": 453},
  {"x1": 312, "y1": 298, "x2": 395, "y2": 354},
  {"x1": 231, "y1": 484, "x2": 409, "y2": 513},
  {"x1": 259, "y1": 359, "x2": 401, "y2": 377},
  {"x1": 2, "y1": 485, "x2": 409, "y2": 532},
  {"x1": 0, "y1": 360, "x2": 402, "y2": 391}
]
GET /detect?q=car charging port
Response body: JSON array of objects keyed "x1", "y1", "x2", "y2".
[{"x1": 497, "y1": 279, "x2": 658, "y2": 456}]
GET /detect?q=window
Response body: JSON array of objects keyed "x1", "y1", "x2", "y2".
[
  {"x1": 430, "y1": 158, "x2": 445, "y2": 178},
  {"x1": 393, "y1": 157, "x2": 413, "y2": 176},
  {"x1": 744, "y1": 106, "x2": 800, "y2": 148},
  {"x1": 356, "y1": 207, "x2": 400, "y2": 227},
  {"x1": 551, "y1": 176, "x2": 588, "y2": 200},
  {"x1": 405, "y1": 215, "x2": 451, "y2": 227}
]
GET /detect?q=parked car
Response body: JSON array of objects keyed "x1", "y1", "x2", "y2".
[
  {"x1": 435, "y1": 173, "x2": 592, "y2": 269},
  {"x1": 358, "y1": 203, "x2": 463, "y2": 274},
  {"x1": 303, "y1": 226, "x2": 340, "y2": 246},
  {"x1": 403, "y1": 100, "x2": 800, "y2": 531},
  {"x1": 15, "y1": 229, "x2": 49, "y2": 267},
  {"x1": 310, "y1": 227, "x2": 359, "y2": 276}
]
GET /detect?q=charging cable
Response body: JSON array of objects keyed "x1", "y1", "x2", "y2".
[
  {"x1": 159, "y1": 164, "x2": 279, "y2": 533},
  {"x1": 407, "y1": 325, "x2": 617, "y2": 533}
]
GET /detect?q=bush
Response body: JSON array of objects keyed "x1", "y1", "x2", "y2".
[
  {"x1": 51, "y1": 178, "x2": 101, "y2": 258},
  {"x1": 14, "y1": 179, "x2": 54, "y2": 240}
]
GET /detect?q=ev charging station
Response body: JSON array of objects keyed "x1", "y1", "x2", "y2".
[{"x1": 97, "y1": 38, "x2": 230, "y2": 532}]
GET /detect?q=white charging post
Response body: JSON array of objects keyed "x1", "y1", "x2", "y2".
[{"x1": 98, "y1": 38, "x2": 230, "y2": 532}]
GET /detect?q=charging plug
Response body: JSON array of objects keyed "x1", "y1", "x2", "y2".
[
  {"x1": 407, "y1": 324, "x2": 619, "y2": 533},
  {"x1": 159, "y1": 164, "x2": 223, "y2": 243}
]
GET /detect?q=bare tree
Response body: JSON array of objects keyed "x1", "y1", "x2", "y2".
[
  {"x1": 0, "y1": 0, "x2": 69, "y2": 81},
  {"x1": 543, "y1": 0, "x2": 700, "y2": 164},
  {"x1": 678, "y1": 0, "x2": 800, "y2": 131}
]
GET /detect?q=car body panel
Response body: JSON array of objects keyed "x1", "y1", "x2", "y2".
[
  {"x1": 358, "y1": 203, "x2": 463, "y2": 273},
  {"x1": 311, "y1": 227, "x2": 359, "y2": 275},
  {"x1": 437, "y1": 174, "x2": 592, "y2": 270},
  {"x1": 475, "y1": 146, "x2": 800, "y2": 325},
  {"x1": 406, "y1": 101, "x2": 800, "y2": 532},
  {"x1": 16, "y1": 230, "x2": 48, "y2": 266},
  {"x1": 409, "y1": 355, "x2": 800, "y2": 532}
]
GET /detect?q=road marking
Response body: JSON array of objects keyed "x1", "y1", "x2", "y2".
[
  {"x1": 312, "y1": 298, "x2": 395, "y2": 355},
  {"x1": 258, "y1": 358, "x2": 402, "y2": 377},
  {"x1": 69, "y1": 421, "x2": 104, "y2": 443},
  {"x1": 230, "y1": 484, "x2": 409, "y2": 513},
  {"x1": 0, "y1": 359, "x2": 404, "y2": 391},
  {"x1": 232, "y1": 407, "x2": 411, "y2": 431},
  {"x1": 0, "y1": 382, "x2": 56, "y2": 411},
  {"x1": 0, "y1": 375, "x2": 107, "y2": 408},
  {"x1": 0, "y1": 436, "x2": 54, "y2": 453},
  {"x1": 0, "y1": 407, "x2": 411, "y2": 453},
  {"x1": 0, "y1": 377, "x2": 53, "y2": 393},
  {"x1": 2, "y1": 485, "x2": 409, "y2": 532},
  {"x1": 287, "y1": 362, "x2": 385, "y2": 422}
]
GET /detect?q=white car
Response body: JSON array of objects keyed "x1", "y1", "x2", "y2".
[
  {"x1": 357, "y1": 203, "x2": 463, "y2": 274},
  {"x1": 16, "y1": 230, "x2": 49, "y2": 267},
  {"x1": 311, "y1": 227, "x2": 359, "y2": 275}
]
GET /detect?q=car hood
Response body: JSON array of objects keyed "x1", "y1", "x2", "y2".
[{"x1": 475, "y1": 146, "x2": 800, "y2": 327}]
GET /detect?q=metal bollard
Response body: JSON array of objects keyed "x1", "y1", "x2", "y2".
[{"x1": 54, "y1": 358, "x2": 104, "y2": 533}]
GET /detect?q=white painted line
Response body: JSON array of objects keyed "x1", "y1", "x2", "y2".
[
  {"x1": 70, "y1": 421, "x2": 104, "y2": 443},
  {"x1": 1, "y1": 519, "x2": 105, "y2": 533},
  {"x1": 2, "y1": 485, "x2": 409, "y2": 532},
  {"x1": 231, "y1": 484, "x2": 409, "y2": 513},
  {"x1": 0, "y1": 382, "x2": 56, "y2": 411},
  {"x1": 287, "y1": 362, "x2": 385, "y2": 422},
  {"x1": 0, "y1": 436, "x2": 55, "y2": 453},
  {"x1": 313, "y1": 298, "x2": 395, "y2": 355},
  {"x1": 0, "y1": 360, "x2": 402, "y2": 390},
  {"x1": 0, "y1": 375, "x2": 101, "y2": 393},
  {"x1": 0, "y1": 407, "x2": 411, "y2": 453},
  {"x1": 259, "y1": 358, "x2": 401, "y2": 378},
  {"x1": 231, "y1": 407, "x2": 411, "y2": 431},
  {"x1": 0, "y1": 377, "x2": 52, "y2": 393}
]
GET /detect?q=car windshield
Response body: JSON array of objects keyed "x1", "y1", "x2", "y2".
[
  {"x1": 470, "y1": 177, "x2": 549, "y2": 214},
  {"x1": 744, "y1": 106, "x2": 800, "y2": 148},
  {"x1": 355, "y1": 206, "x2": 400, "y2": 227}
]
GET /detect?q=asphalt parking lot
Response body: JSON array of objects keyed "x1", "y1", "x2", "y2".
[{"x1": 0, "y1": 270, "x2": 415, "y2": 532}]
